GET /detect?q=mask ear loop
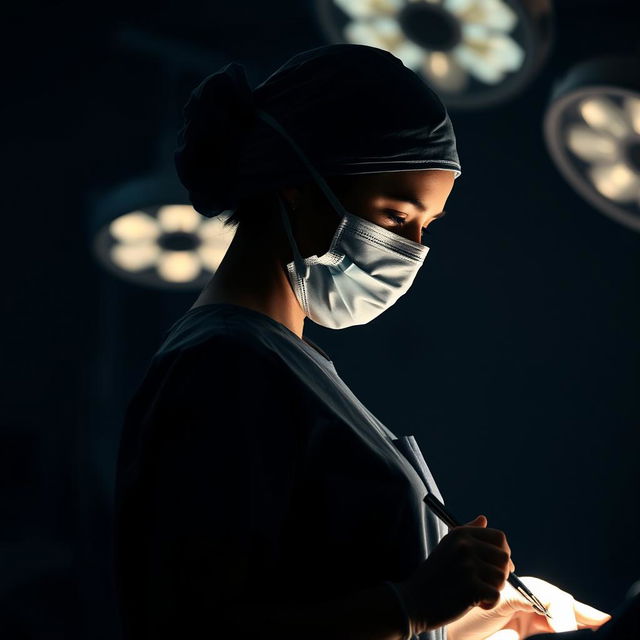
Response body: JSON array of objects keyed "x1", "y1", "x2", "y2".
[
  {"x1": 276, "y1": 192, "x2": 310, "y2": 281},
  {"x1": 256, "y1": 109, "x2": 349, "y2": 220},
  {"x1": 258, "y1": 107, "x2": 346, "y2": 284}
]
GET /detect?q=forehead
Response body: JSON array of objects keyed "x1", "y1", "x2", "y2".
[{"x1": 356, "y1": 169, "x2": 455, "y2": 199}]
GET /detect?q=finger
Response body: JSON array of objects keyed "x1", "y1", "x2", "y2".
[
  {"x1": 500, "y1": 581, "x2": 540, "y2": 613},
  {"x1": 547, "y1": 594, "x2": 579, "y2": 633},
  {"x1": 573, "y1": 600, "x2": 612, "y2": 627},
  {"x1": 469, "y1": 527, "x2": 512, "y2": 556},
  {"x1": 475, "y1": 580, "x2": 502, "y2": 609},
  {"x1": 474, "y1": 541, "x2": 512, "y2": 580},
  {"x1": 464, "y1": 514, "x2": 488, "y2": 528},
  {"x1": 476, "y1": 558, "x2": 510, "y2": 589}
]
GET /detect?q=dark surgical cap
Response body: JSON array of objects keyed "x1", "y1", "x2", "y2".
[{"x1": 174, "y1": 43, "x2": 462, "y2": 218}]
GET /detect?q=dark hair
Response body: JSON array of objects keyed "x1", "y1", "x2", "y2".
[{"x1": 222, "y1": 192, "x2": 279, "y2": 229}]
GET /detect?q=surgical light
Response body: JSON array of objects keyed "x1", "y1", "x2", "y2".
[
  {"x1": 543, "y1": 56, "x2": 640, "y2": 233},
  {"x1": 89, "y1": 168, "x2": 237, "y2": 290},
  {"x1": 87, "y1": 29, "x2": 241, "y2": 289},
  {"x1": 315, "y1": 0, "x2": 554, "y2": 109}
]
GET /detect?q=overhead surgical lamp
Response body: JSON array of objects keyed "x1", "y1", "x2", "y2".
[
  {"x1": 315, "y1": 0, "x2": 555, "y2": 109},
  {"x1": 89, "y1": 163, "x2": 236, "y2": 290},
  {"x1": 87, "y1": 29, "x2": 238, "y2": 290},
  {"x1": 543, "y1": 56, "x2": 640, "y2": 233}
]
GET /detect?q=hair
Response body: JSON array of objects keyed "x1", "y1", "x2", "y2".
[{"x1": 222, "y1": 174, "x2": 359, "y2": 231}]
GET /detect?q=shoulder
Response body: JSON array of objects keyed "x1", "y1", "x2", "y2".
[
  {"x1": 155, "y1": 307, "x2": 291, "y2": 375},
  {"x1": 171, "y1": 331, "x2": 290, "y2": 380},
  {"x1": 146, "y1": 307, "x2": 317, "y2": 414},
  {"x1": 150, "y1": 331, "x2": 306, "y2": 413},
  {"x1": 130, "y1": 332, "x2": 311, "y2": 453}
]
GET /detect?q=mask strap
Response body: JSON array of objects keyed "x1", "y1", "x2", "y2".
[
  {"x1": 256, "y1": 109, "x2": 348, "y2": 220},
  {"x1": 277, "y1": 193, "x2": 310, "y2": 280}
]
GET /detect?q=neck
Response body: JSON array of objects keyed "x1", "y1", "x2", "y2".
[{"x1": 190, "y1": 218, "x2": 307, "y2": 339}]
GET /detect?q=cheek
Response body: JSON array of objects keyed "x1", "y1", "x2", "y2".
[
  {"x1": 344, "y1": 191, "x2": 373, "y2": 214},
  {"x1": 338, "y1": 193, "x2": 382, "y2": 224},
  {"x1": 295, "y1": 207, "x2": 342, "y2": 258}
]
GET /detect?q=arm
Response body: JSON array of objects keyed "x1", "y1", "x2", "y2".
[
  {"x1": 148, "y1": 336, "x2": 412, "y2": 640},
  {"x1": 134, "y1": 336, "x2": 515, "y2": 639},
  {"x1": 252, "y1": 581, "x2": 411, "y2": 640}
]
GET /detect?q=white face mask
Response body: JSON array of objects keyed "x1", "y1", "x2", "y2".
[
  {"x1": 256, "y1": 109, "x2": 431, "y2": 330},
  {"x1": 277, "y1": 192, "x2": 428, "y2": 329}
]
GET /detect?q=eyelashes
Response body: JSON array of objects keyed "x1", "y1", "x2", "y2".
[{"x1": 384, "y1": 211, "x2": 432, "y2": 236}]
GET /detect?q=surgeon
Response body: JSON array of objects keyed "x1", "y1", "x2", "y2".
[{"x1": 112, "y1": 44, "x2": 614, "y2": 640}]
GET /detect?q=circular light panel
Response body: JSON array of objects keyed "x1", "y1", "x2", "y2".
[
  {"x1": 93, "y1": 205, "x2": 237, "y2": 290},
  {"x1": 315, "y1": 0, "x2": 554, "y2": 109},
  {"x1": 543, "y1": 57, "x2": 640, "y2": 232}
]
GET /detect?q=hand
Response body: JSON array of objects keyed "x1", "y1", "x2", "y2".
[
  {"x1": 396, "y1": 515, "x2": 515, "y2": 634},
  {"x1": 446, "y1": 575, "x2": 612, "y2": 640}
]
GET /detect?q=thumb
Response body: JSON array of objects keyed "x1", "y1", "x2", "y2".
[
  {"x1": 465, "y1": 514, "x2": 488, "y2": 528},
  {"x1": 574, "y1": 600, "x2": 612, "y2": 627}
]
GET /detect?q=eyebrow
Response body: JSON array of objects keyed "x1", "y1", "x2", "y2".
[{"x1": 382, "y1": 190, "x2": 447, "y2": 218}]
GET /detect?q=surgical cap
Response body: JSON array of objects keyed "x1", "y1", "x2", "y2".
[{"x1": 174, "y1": 43, "x2": 462, "y2": 219}]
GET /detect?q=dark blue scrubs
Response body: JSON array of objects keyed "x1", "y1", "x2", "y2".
[{"x1": 113, "y1": 302, "x2": 448, "y2": 640}]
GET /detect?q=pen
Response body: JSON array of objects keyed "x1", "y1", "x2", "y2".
[{"x1": 423, "y1": 493, "x2": 552, "y2": 619}]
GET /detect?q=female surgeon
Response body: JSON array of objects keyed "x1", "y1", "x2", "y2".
[{"x1": 112, "y1": 44, "x2": 614, "y2": 640}]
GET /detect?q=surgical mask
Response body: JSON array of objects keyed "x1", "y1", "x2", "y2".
[{"x1": 257, "y1": 110, "x2": 430, "y2": 330}]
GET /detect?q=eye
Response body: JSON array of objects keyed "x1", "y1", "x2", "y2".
[
  {"x1": 384, "y1": 210, "x2": 431, "y2": 237},
  {"x1": 384, "y1": 210, "x2": 412, "y2": 228}
]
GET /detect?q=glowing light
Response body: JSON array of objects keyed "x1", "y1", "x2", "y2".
[
  {"x1": 197, "y1": 243, "x2": 227, "y2": 271},
  {"x1": 424, "y1": 51, "x2": 467, "y2": 91},
  {"x1": 455, "y1": 29, "x2": 524, "y2": 84},
  {"x1": 588, "y1": 162, "x2": 640, "y2": 202},
  {"x1": 566, "y1": 125, "x2": 619, "y2": 164},
  {"x1": 110, "y1": 241, "x2": 161, "y2": 271},
  {"x1": 109, "y1": 211, "x2": 160, "y2": 243},
  {"x1": 156, "y1": 251, "x2": 201, "y2": 282},
  {"x1": 196, "y1": 218, "x2": 237, "y2": 242},
  {"x1": 345, "y1": 17, "x2": 403, "y2": 49},
  {"x1": 157, "y1": 205, "x2": 201, "y2": 233},
  {"x1": 335, "y1": 0, "x2": 525, "y2": 88},
  {"x1": 443, "y1": 0, "x2": 476, "y2": 15},
  {"x1": 543, "y1": 58, "x2": 640, "y2": 232},
  {"x1": 460, "y1": 21, "x2": 491, "y2": 44},
  {"x1": 452, "y1": 44, "x2": 500, "y2": 84},
  {"x1": 624, "y1": 96, "x2": 640, "y2": 136},
  {"x1": 455, "y1": 0, "x2": 517, "y2": 31},
  {"x1": 579, "y1": 97, "x2": 631, "y2": 140},
  {"x1": 391, "y1": 39, "x2": 426, "y2": 70},
  {"x1": 485, "y1": 33, "x2": 524, "y2": 71},
  {"x1": 334, "y1": 0, "x2": 401, "y2": 18},
  {"x1": 100, "y1": 204, "x2": 236, "y2": 288},
  {"x1": 430, "y1": 51, "x2": 451, "y2": 78}
]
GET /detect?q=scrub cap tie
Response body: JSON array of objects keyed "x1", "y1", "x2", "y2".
[{"x1": 174, "y1": 43, "x2": 462, "y2": 218}]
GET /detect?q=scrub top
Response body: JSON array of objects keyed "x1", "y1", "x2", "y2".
[{"x1": 113, "y1": 302, "x2": 449, "y2": 640}]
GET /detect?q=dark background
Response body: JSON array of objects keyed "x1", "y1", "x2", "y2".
[{"x1": 2, "y1": 0, "x2": 639, "y2": 637}]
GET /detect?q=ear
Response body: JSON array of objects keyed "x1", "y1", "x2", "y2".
[{"x1": 278, "y1": 185, "x2": 303, "y2": 211}]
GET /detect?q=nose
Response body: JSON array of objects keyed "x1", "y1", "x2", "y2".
[{"x1": 404, "y1": 220, "x2": 424, "y2": 245}]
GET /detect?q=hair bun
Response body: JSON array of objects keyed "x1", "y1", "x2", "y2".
[{"x1": 174, "y1": 62, "x2": 256, "y2": 218}]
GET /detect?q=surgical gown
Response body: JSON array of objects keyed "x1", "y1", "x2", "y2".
[{"x1": 113, "y1": 302, "x2": 449, "y2": 640}]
